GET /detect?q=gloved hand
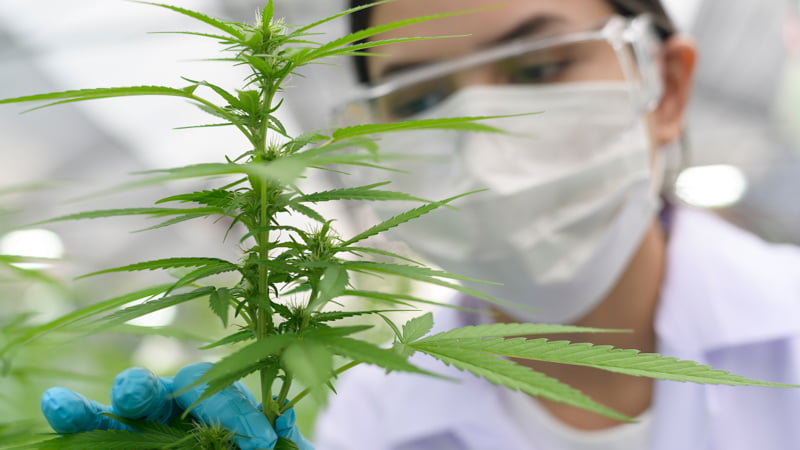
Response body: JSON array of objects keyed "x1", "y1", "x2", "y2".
[{"x1": 40, "y1": 362, "x2": 313, "y2": 450}]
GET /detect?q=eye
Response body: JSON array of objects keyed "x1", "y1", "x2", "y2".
[
  {"x1": 375, "y1": 77, "x2": 454, "y2": 121},
  {"x1": 391, "y1": 90, "x2": 449, "y2": 119},
  {"x1": 505, "y1": 59, "x2": 573, "y2": 84}
]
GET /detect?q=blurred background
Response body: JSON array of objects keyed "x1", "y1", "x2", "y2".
[{"x1": 1, "y1": 0, "x2": 799, "y2": 444}]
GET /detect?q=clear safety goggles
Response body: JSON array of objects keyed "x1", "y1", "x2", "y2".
[{"x1": 337, "y1": 14, "x2": 663, "y2": 124}]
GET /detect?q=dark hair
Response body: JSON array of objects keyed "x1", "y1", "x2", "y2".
[{"x1": 349, "y1": 0, "x2": 677, "y2": 84}]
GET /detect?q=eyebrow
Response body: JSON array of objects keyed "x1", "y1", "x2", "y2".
[{"x1": 376, "y1": 13, "x2": 567, "y2": 81}]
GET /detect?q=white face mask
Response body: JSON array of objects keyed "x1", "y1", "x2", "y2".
[{"x1": 350, "y1": 83, "x2": 662, "y2": 324}]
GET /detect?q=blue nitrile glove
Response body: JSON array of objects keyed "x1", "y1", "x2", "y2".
[{"x1": 41, "y1": 362, "x2": 313, "y2": 450}]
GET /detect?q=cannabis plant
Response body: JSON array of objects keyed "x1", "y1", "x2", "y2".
[{"x1": 0, "y1": 1, "x2": 794, "y2": 448}]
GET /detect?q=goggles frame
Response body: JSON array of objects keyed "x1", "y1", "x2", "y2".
[{"x1": 338, "y1": 14, "x2": 664, "y2": 124}]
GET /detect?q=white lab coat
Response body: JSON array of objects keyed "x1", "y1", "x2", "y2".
[{"x1": 313, "y1": 207, "x2": 800, "y2": 450}]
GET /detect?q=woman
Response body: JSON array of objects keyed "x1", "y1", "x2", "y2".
[{"x1": 311, "y1": 0, "x2": 800, "y2": 449}]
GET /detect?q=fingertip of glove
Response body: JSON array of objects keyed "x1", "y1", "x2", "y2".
[
  {"x1": 111, "y1": 367, "x2": 163, "y2": 417},
  {"x1": 41, "y1": 387, "x2": 94, "y2": 434}
]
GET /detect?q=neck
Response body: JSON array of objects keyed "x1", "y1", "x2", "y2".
[{"x1": 494, "y1": 220, "x2": 667, "y2": 430}]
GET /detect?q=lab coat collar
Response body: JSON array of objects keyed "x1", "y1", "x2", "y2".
[{"x1": 656, "y1": 206, "x2": 800, "y2": 356}]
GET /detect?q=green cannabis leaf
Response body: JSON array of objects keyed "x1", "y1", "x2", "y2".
[{"x1": 415, "y1": 335, "x2": 796, "y2": 388}]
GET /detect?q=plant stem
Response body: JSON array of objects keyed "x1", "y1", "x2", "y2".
[
  {"x1": 277, "y1": 377, "x2": 292, "y2": 409},
  {"x1": 256, "y1": 184, "x2": 276, "y2": 424},
  {"x1": 256, "y1": 80, "x2": 279, "y2": 424}
]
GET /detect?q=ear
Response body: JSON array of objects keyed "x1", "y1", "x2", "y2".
[{"x1": 653, "y1": 36, "x2": 697, "y2": 146}]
